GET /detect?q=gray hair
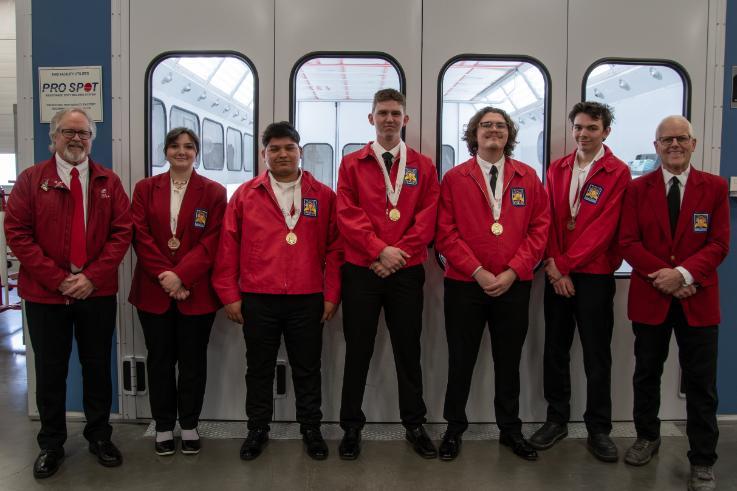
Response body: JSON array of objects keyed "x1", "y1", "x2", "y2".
[
  {"x1": 655, "y1": 115, "x2": 694, "y2": 139},
  {"x1": 48, "y1": 107, "x2": 97, "y2": 152}
]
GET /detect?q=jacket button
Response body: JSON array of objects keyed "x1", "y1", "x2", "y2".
[{"x1": 670, "y1": 255, "x2": 675, "y2": 261}]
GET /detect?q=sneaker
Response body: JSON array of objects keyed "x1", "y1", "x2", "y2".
[
  {"x1": 624, "y1": 437, "x2": 660, "y2": 466},
  {"x1": 688, "y1": 465, "x2": 715, "y2": 491}
]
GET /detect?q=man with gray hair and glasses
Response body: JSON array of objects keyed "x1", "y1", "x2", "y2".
[
  {"x1": 618, "y1": 115, "x2": 729, "y2": 491},
  {"x1": 4, "y1": 107, "x2": 132, "y2": 478}
]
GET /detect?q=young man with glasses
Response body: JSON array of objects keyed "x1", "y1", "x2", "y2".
[
  {"x1": 5, "y1": 107, "x2": 132, "y2": 478},
  {"x1": 529, "y1": 102, "x2": 630, "y2": 462},
  {"x1": 435, "y1": 106, "x2": 550, "y2": 461},
  {"x1": 618, "y1": 115, "x2": 729, "y2": 491}
]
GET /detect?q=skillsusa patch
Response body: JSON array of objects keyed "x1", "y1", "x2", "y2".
[
  {"x1": 302, "y1": 198, "x2": 318, "y2": 217},
  {"x1": 510, "y1": 187, "x2": 526, "y2": 207},
  {"x1": 583, "y1": 183, "x2": 604, "y2": 204},
  {"x1": 194, "y1": 208, "x2": 208, "y2": 228},
  {"x1": 693, "y1": 213, "x2": 709, "y2": 233},
  {"x1": 403, "y1": 167, "x2": 419, "y2": 186}
]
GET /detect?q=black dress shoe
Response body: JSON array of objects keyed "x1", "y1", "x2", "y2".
[
  {"x1": 155, "y1": 439, "x2": 176, "y2": 456},
  {"x1": 33, "y1": 448, "x2": 64, "y2": 479},
  {"x1": 587, "y1": 433, "x2": 618, "y2": 462},
  {"x1": 499, "y1": 433, "x2": 538, "y2": 461},
  {"x1": 181, "y1": 438, "x2": 201, "y2": 455},
  {"x1": 529, "y1": 422, "x2": 568, "y2": 450},
  {"x1": 405, "y1": 426, "x2": 438, "y2": 459},
  {"x1": 88, "y1": 440, "x2": 123, "y2": 467},
  {"x1": 338, "y1": 428, "x2": 361, "y2": 460},
  {"x1": 438, "y1": 433, "x2": 462, "y2": 461},
  {"x1": 240, "y1": 429, "x2": 269, "y2": 461},
  {"x1": 302, "y1": 428, "x2": 329, "y2": 460}
]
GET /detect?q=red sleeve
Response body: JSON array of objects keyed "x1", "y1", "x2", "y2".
[
  {"x1": 555, "y1": 167, "x2": 631, "y2": 276},
  {"x1": 322, "y1": 190, "x2": 343, "y2": 304},
  {"x1": 507, "y1": 175, "x2": 550, "y2": 278},
  {"x1": 680, "y1": 178, "x2": 730, "y2": 284},
  {"x1": 130, "y1": 180, "x2": 173, "y2": 280},
  {"x1": 173, "y1": 183, "x2": 227, "y2": 288},
  {"x1": 82, "y1": 175, "x2": 133, "y2": 288},
  {"x1": 336, "y1": 158, "x2": 387, "y2": 259},
  {"x1": 4, "y1": 169, "x2": 68, "y2": 291},
  {"x1": 212, "y1": 189, "x2": 243, "y2": 305},
  {"x1": 544, "y1": 166, "x2": 562, "y2": 260},
  {"x1": 395, "y1": 160, "x2": 440, "y2": 256},
  {"x1": 435, "y1": 174, "x2": 483, "y2": 277},
  {"x1": 618, "y1": 181, "x2": 671, "y2": 274}
]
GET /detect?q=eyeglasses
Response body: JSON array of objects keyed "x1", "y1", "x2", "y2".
[
  {"x1": 479, "y1": 121, "x2": 508, "y2": 130},
  {"x1": 657, "y1": 135, "x2": 691, "y2": 145},
  {"x1": 59, "y1": 129, "x2": 93, "y2": 140}
]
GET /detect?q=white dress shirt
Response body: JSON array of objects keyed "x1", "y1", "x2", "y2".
[
  {"x1": 55, "y1": 153, "x2": 89, "y2": 224},
  {"x1": 568, "y1": 145, "x2": 604, "y2": 209},
  {"x1": 170, "y1": 178, "x2": 189, "y2": 235},
  {"x1": 661, "y1": 165, "x2": 693, "y2": 285},
  {"x1": 477, "y1": 154, "x2": 505, "y2": 212}
]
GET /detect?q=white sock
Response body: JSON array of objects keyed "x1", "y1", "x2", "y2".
[
  {"x1": 156, "y1": 431, "x2": 173, "y2": 443},
  {"x1": 181, "y1": 428, "x2": 200, "y2": 441}
]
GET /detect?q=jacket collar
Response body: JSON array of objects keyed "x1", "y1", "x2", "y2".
[
  {"x1": 560, "y1": 145, "x2": 620, "y2": 174},
  {"x1": 460, "y1": 156, "x2": 528, "y2": 178},
  {"x1": 250, "y1": 169, "x2": 317, "y2": 194},
  {"x1": 356, "y1": 141, "x2": 419, "y2": 166},
  {"x1": 38, "y1": 155, "x2": 109, "y2": 190}
]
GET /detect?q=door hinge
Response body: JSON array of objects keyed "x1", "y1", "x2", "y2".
[{"x1": 122, "y1": 356, "x2": 147, "y2": 395}]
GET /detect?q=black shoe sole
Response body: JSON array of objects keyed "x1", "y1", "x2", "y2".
[
  {"x1": 338, "y1": 446, "x2": 360, "y2": 460},
  {"x1": 155, "y1": 448, "x2": 176, "y2": 456},
  {"x1": 587, "y1": 445, "x2": 619, "y2": 463},
  {"x1": 438, "y1": 451, "x2": 459, "y2": 462},
  {"x1": 529, "y1": 431, "x2": 568, "y2": 450}
]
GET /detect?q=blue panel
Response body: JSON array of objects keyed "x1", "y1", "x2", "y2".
[
  {"x1": 718, "y1": 1, "x2": 737, "y2": 413},
  {"x1": 31, "y1": 1, "x2": 118, "y2": 413}
]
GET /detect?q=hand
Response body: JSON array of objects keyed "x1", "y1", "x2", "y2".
[
  {"x1": 486, "y1": 268, "x2": 517, "y2": 297},
  {"x1": 170, "y1": 286, "x2": 190, "y2": 301},
  {"x1": 370, "y1": 261, "x2": 392, "y2": 278},
  {"x1": 322, "y1": 301, "x2": 337, "y2": 322},
  {"x1": 58, "y1": 274, "x2": 75, "y2": 294},
  {"x1": 60, "y1": 273, "x2": 95, "y2": 300},
  {"x1": 378, "y1": 246, "x2": 410, "y2": 272},
  {"x1": 544, "y1": 258, "x2": 563, "y2": 283},
  {"x1": 553, "y1": 275, "x2": 576, "y2": 298},
  {"x1": 648, "y1": 268, "x2": 684, "y2": 295},
  {"x1": 673, "y1": 284, "x2": 698, "y2": 299},
  {"x1": 473, "y1": 268, "x2": 496, "y2": 291},
  {"x1": 158, "y1": 271, "x2": 183, "y2": 293},
  {"x1": 224, "y1": 300, "x2": 244, "y2": 324}
]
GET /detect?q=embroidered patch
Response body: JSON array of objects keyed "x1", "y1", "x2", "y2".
[
  {"x1": 302, "y1": 198, "x2": 318, "y2": 217},
  {"x1": 403, "y1": 167, "x2": 418, "y2": 186},
  {"x1": 193, "y1": 208, "x2": 208, "y2": 228},
  {"x1": 100, "y1": 188, "x2": 110, "y2": 199},
  {"x1": 693, "y1": 213, "x2": 709, "y2": 233},
  {"x1": 583, "y1": 183, "x2": 604, "y2": 204},
  {"x1": 510, "y1": 187, "x2": 526, "y2": 207}
]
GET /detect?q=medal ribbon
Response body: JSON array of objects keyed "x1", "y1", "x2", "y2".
[
  {"x1": 269, "y1": 172, "x2": 302, "y2": 233},
  {"x1": 373, "y1": 141, "x2": 407, "y2": 209},
  {"x1": 479, "y1": 160, "x2": 511, "y2": 222}
]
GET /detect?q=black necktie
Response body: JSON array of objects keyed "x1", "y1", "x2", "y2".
[
  {"x1": 490, "y1": 165, "x2": 498, "y2": 198},
  {"x1": 667, "y1": 176, "x2": 680, "y2": 236},
  {"x1": 382, "y1": 152, "x2": 394, "y2": 175}
]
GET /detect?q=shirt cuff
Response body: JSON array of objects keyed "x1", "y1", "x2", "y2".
[
  {"x1": 471, "y1": 266, "x2": 483, "y2": 277},
  {"x1": 675, "y1": 266, "x2": 694, "y2": 286}
]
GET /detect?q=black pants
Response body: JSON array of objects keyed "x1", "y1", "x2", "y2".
[
  {"x1": 632, "y1": 300, "x2": 719, "y2": 466},
  {"x1": 542, "y1": 273, "x2": 615, "y2": 434},
  {"x1": 25, "y1": 297, "x2": 117, "y2": 451},
  {"x1": 443, "y1": 278, "x2": 531, "y2": 436},
  {"x1": 242, "y1": 293, "x2": 324, "y2": 432},
  {"x1": 138, "y1": 305, "x2": 215, "y2": 432},
  {"x1": 339, "y1": 263, "x2": 427, "y2": 430}
]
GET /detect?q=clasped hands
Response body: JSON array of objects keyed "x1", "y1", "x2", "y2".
[
  {"x1": 473, "y1": 267, "x2": 517, "y2": 297},
  {"x1": 158, "y1": 270, "x2": 190, "y2": 301},
  {"x1": 58, "y1": 273, "x2": 95, "y2": 299},
  {"x1": 370, "y1": 246, "x2": 410, "y2": 279}
]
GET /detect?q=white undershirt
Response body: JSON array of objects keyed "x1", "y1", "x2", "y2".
[
  {"x1": 661, "y1": 165, "x2": 693, "y2": 285},
  {"x1": 170, "y1": 178, "x2": 189, "y2": 236},
  {"x1": 55, "y1": 153, "x2": 89, "y2": 224},
  {"x1": 268, "y1": 171, "x2": 302, "y2": 227},
  {"x1": 476, "y1": 154, "x2": 505, "y2": 214},
  {"x1": 568, "y1": 145, "x2": 604, "y2": 209}
]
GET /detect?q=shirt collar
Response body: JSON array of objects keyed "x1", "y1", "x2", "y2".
[
  {"x1": 372, "y1": 141, "x2": 401, "y2": 159},
  {"x1": 573, "y1": 145, "x2": 605, "y2": 172},
  {"x1": 662, "y1": 165, "x2": 690, "y2": 187},
  {"x1": 55, "y1": 152, "x2": 89, "y2": 174},
  {"x1": 477, "y1": 154, "x2": 505, "y2": 175},
  {"x1": 268, "y1": 169, "x2": 301, "y2": 190}
]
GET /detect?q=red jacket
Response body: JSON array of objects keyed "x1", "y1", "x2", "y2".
[
  {"x1": 4, "y1": 157, "x2": 132, "y2": 303},
  {"x1": 436, "y1": 156, "x2": 550, "y2": 281},
  {"x1": 545, "y1": 146, "x2": 631, "y2": 276},
  {"x1": 619, "y1": 167, "x2": 730, "y2": 326},
  {"x1": 129, "y1": 172, "x2": 227, "y2": 315},
  {"x1": 212, "y1": 170, "x2": 343, "y2": 305},
  {"x1": 336, "y1": 143, "x2": 439, "y2": 267}
]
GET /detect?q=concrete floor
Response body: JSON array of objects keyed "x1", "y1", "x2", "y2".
[{"x1": 1, "y1": 305, "x2": 736, "y2": 490}]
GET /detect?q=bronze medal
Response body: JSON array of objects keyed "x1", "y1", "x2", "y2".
[
  {"x1": 567, "y1": 218, "x2": 576, "y2": 231},
  {"x1": 167, "y1": 236, "x2": 181, "y2": 250},
  {"x1": 388, "y1": 208, "x2": 401, "y2": 221},
  {"x1": 491, "y1": 222, "x2": 504, "y2": 236},
  {"x1": 286, "y1": 231, "x2": 298, "y2": 245}
]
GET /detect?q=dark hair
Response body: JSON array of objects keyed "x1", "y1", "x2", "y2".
[
  {"x1": 463, "y1": 107, "x2": 518, "y2": 157},
  {"x1": 262, "y1": 121, "x2": 300, "y2": 147},
  {"x1": 568, "y1": 101, "x2": 614, "y2": 129},
  {"x1": 165, "y1": 127, "x2": 200, "y2": 155},
  {"x1": 372, "y1": 88, "x2": 406, "y2": 112}
]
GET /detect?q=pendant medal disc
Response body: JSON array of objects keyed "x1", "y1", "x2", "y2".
[
  {"x1": 567, "y1": 218, "x2": 576, "y2": 231},
  {"x1": 286, "y1": 231, "x2": 298, "y2": 245},
  {"x1": 388, "y1": 208, "x2": 401, "y2": 221},
  {"x1": 167, "y1": 237, "x2": 181, "y2": 250},
  {"x1": 491, "y1": 222, "x2": 504, "y2": 236}
]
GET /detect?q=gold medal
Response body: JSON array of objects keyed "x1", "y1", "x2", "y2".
[
  {"x1": 491, "y1": 222, "x2": 503, "y2": 236},
  {"x1": 567, "y1": 218, "x2": 576, "y2": 231},
  {"x1": 388, "y1": 208, "x2": 401, "y2": 221},
  {"x1": 286, "y1": 231, "x2": 298, "y2": 245},
  {"x1": 167, "y1": 237, "x2": 181, "y2": 250}
]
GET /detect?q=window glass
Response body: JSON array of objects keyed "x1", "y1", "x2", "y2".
[
  {"x1": 302, "y1": 143, "x2": 334, "y2": 187},
  {"x1": 202, "y1": 119, "x2": 224, "y2": 170},
  {"x1": 151, "y1": 98, "x2": 167, "y2": 168},
  {"x1": 243, "y1": 134, "x2": 254, "y2": 177},
  {"x1": 439, "y1": 58, "x2": 549, "y2": 180},
  {"x1": 293, "y1": 55, "x2": 402, "y2": 188},
  {"x1": 227, "y1": 127, "x2": 243, "y2": 171},
  {"x1": 342, "y1": 143, "x2": 364, "y2": 157}
]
